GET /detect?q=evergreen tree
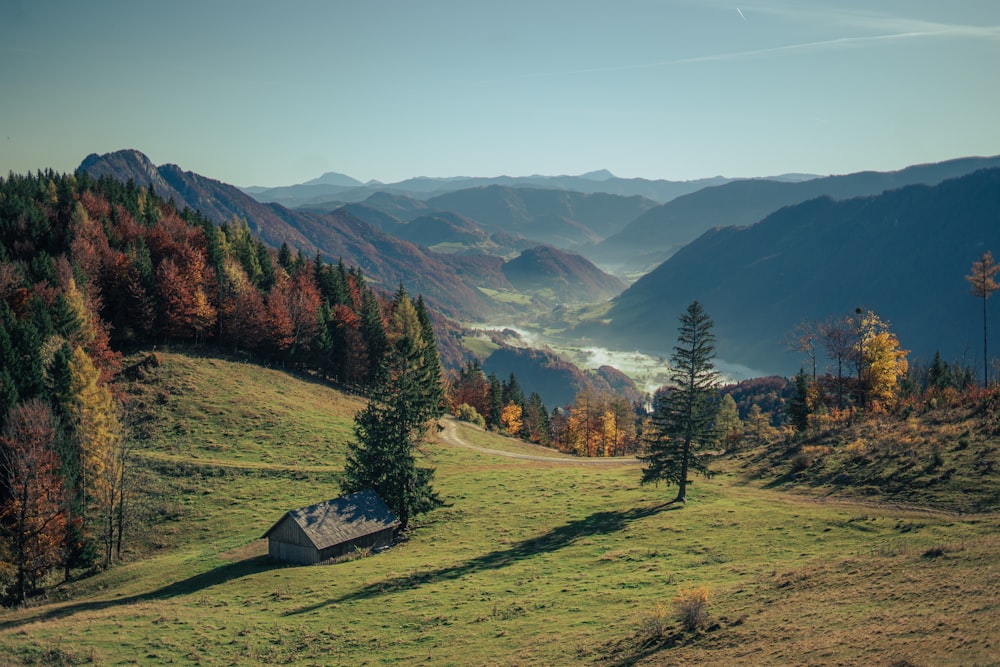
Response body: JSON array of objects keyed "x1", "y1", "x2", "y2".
[
  {"x1": 502, "y1": 372, "x2": 525, "y2": 410},
  {"x1": 413, "y1": 296, "x2": 445, "y2": 421},
  {"x1": 486, "y1": 373, "x2": 503, "y2": 430},
  {"x1": 640, "y1": 301, "x2": 720, "y2": 504},
  {"x1": 926, "y1": 351, "x2": 948, "y2": 391},
  {"x1": 359, "y1": 289, "x2": 387, "y2": 387},
  {"x1": 255, "y1": 239, "x2": 276, "y2": 292},
  {"x1": 339, "y1": 295, "x2": 444, "y2": 530},
  {"x1": 277, "y1": 243, "x2": 294, "y2": 272},
  {"x1": 787, "y1": 370, "x2": 811, "y2": 432}
]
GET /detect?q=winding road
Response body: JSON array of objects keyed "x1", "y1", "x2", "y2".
[{"x1": 437, "y1": 418, "x2": 638, "y2": 465}]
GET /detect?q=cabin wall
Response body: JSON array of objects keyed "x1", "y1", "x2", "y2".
[
  {"x1": 316, "y1": 528, "x2": 396, "y2": 563},
  {"x1": 268, "y1": 539, "x2": 318, "y2": 565},
  {"x1": 267, "y1": 517, "x2": 313, "y2": 547},
  {"x1": 267, "y1": 516, "x2": 320, "y2": 564}
]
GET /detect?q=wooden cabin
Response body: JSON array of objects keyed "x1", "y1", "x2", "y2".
[{"x1": 263, "y1": 489, "x2": 400, "y2": 565}]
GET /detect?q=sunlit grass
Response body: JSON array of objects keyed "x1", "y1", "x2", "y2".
[{"x1": 0, "y1": 352, "x2": 996, "y2": 666}]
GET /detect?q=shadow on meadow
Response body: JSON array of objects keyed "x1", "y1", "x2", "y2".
[
  {"x1": 285, "y1": 501, "x2": 679, "y2": 617},
  {"x1": 0, "y1": 555, "x2": 277, "y2": 630}
]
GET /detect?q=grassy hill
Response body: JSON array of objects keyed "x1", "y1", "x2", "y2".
[{"x1": 0, "y1": 352, "x2": 996, "y2": 665}]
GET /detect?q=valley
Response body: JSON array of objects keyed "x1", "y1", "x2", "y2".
[
  {"x1": 78, "y1": 150, "x2": 1000, "y2": 381},
  {"x1": 1, "y1": 153, "x2": 999, "y2": 665},
  {"x1": 0, "y1": 352, "x2": 995, "y2": 666}
]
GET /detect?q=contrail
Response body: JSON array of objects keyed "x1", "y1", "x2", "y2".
[{"x1": 737, "y1": 7, "x2": 747, "y2": 22}]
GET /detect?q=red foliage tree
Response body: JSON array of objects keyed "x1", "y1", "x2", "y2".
[
  {"x1": 0, "y1": 400, "x2": 67, "y2": 603},
  {"x1": 155, "y1": 244, "x2": 217, "y2": 341}
]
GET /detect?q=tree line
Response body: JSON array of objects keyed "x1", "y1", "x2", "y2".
[{"x1": 0, "y1": 170, "x2": 447, "y2": 602}]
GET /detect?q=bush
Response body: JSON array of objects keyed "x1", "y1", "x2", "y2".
[
  {"x1": 455, "y1": 403, "x2": 485, "y2": 428},
  {"x1": 640, "y1": 601, "x2": 671, "y2": 640},
  {"x1": 673, "y1": 587, "x2": 710, "y2": 632}
]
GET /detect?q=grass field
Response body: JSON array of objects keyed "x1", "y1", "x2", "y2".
[{"x1": 0, "y1": 351, "x2": 996, "y2": 666}]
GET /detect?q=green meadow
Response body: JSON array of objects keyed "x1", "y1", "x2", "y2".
[{"x1": 0, "y1": 352, "x2": 996, "y2": 666}]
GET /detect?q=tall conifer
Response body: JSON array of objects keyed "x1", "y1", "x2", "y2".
[{"x1": 640, "y1": 301, "x2": 720, "y2": 504}]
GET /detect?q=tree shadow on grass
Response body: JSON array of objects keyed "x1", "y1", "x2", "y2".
[
  {"x1": 0, "y1": 555, "x2": 277, "y2": 630},
  {"x1": 285, "y1": 501, "x2": 680, "y2": 617}
]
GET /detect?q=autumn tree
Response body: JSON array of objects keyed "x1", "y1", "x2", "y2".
[
  {"x1": 500, "y1": 403, "x2": 523, "y2": 434},
  {"x1": 967, "y1": 251, "x2": 1000, "y2": 386},
  {"x1": 560, "y1": 388, "x2": 637, "y2": 456},
  {"x1": 0, "y1": 400, "x2": 67, "y2": 603},
  {"x1": 448, "y1": 361, "x2": 490, "y2": 418},
  {"x1": 640, "y1": 301, "x2": 720, "y2": 504},
  {"x1": 66, "y1": 346, "x2": 123, "y2": 563},
  {"x1": 787, "y1": 320, "x2": 820, "y2": 382},
  {"x1": 715, "y1": 394, "x2": 743, "y2": 450},
  {"x1": 860, "y1": 329, "x2": 909, "y2": 409},
  {"x1": 155, "y1": 249, "x2": 216, "y2": 342},
  {"x1": 521, "y1": 392, "x2": 550, "y2": 444},
  {"x1": 217, "y1": 258, "x2": 267, "y2": 353},
  {"x1": 820, "y1": 315, "x2": 854, "y2": 410},
  {"x1": 848, "y1": 309, "x2": 909, "y2": 409},
  {"x1": 744, "y1": 404, "x2": 776, "y2": 447}
]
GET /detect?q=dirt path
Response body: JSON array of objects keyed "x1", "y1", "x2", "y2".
[{"x1": 437, "y1": 418, "x2": 638, "y2": 465}]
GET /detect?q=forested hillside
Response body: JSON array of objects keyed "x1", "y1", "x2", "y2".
[
  {"x1": 593, "y1": 168, "x2": 1000, "y2": 375},
  {"x1": 0, "y1": 170, "x2": 461, "y2": 602},
  {"x1": 78, "y1": 151, "x2": 504, "y2": 320},
  {"x1": 593, "y1": 154, "x2": 1000, "y2": 271}
]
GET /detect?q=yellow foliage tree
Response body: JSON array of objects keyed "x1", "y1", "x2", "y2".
[
  {"x1": 853, "y1": 310, "x2": 909, "y2": 408},
  {"x1": 500, "y1": 402, "x2": 523, "y2": 435},
  {"x1": 861, "y1": 329, "x2": 909, "y2": 408},
  {"x1": 67, "y1": 346, "x2": 122, "y2": 563}
]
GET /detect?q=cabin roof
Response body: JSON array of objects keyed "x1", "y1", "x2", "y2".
[{"x1": 263, "y1": 489, "x2": 400, "y2": 550}]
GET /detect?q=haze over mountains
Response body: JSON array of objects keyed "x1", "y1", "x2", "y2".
[
  {"x1": 79, "y1": 149, "x2": 1000, "y2": 381},
  {"x1": 241, "y1": 170, "x2": 740, "y2": 209},
  {"x1": 594, "y1": 167, "x2": 1000, "y2": 375}
]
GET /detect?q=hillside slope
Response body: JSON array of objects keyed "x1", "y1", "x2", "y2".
[
  {"x1": 592, "y1": 168, "x2": 1000, "y2": 375},
  {"x1": 0, "y1": 351, "x2": 995, "y2": 666},
  {"x1": 78, "y1": 150, "x2": 503, "y2": 319},
  {"x1": 502, "y1": 245, "x2": 626, "y2": 305},
  {"x1": 594, "y1": 154, "x2": 1000, "y2": 272},
  {"x1": 425, "y1": 185, "x2": 658, "y2": 247}
]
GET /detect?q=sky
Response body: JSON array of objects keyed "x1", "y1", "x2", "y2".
[{"x1": 2, "y1": 0, "x2": 999, "y2": 187}]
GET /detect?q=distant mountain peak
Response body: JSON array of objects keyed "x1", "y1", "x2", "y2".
[
  {"x1": 303, "y1": 171, "x2": 364, "y2": 188},
  {"x1": 578, "y1": 169, "x2": 615, "y2": 181}
]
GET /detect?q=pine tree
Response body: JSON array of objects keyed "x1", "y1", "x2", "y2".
[
  {"x1": 413, "y1": 296, "x2": 445, "y2": 421},
  {"x1": 339, "y1": 292, "x2": 444, "y2": 530},
  {"x1": 640, "y1": 301, "x2": 720, "y2": 504},
  {"x1": 787, "y1": 370, "x2": 811, "y2": 432},
  {"x1": 486, "y1": 373, "x2": 503, "y2": 430}
]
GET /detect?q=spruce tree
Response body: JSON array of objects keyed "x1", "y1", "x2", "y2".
[
  {"x1": 340, "y1": 292, "x2": 443, "y2": 530},
  {"x1": 787, "y1": 370, "x2": 811, "y2": 432},
  {"x1": 640, "y1": 301, "x2": 720, "y2": 504}
]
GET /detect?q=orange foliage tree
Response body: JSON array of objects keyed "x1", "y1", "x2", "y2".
[{"x1": 0, "y1": 400, "x2": 67, "y2": 603}]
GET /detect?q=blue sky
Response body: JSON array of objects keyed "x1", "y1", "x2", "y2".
[{"x1": 2, "y1": 0, "x2": 999, "y2": 186}]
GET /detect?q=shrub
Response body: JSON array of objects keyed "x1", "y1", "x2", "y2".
[
  {"x1": 673, "y1": 586, "x2": 710, "y2": 632},
  {"x1": 455, "y1": 403, "x2": 485, "y2": 428},
  {"x1": 638, "y1": 601, "x2": 671, "y2": 641}
]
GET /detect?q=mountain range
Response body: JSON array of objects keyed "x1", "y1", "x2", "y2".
[
  {"x1": 79, "y1": 149, "x2": 1000, "y2": 383},
  {"x1": 78, "y1": 150, "x2": 626, "y2": 320},
  {"x1": 241, "y1": 170, "x2": 741, "y2": 208},
  {"x1": 242, "y1": 154, "x2": 1000, "y2": 279},
  {"x1": 588, "y1": 167, "x2": 1000, "y2": 376},
  {"x1": 590, "y1": 155, "x2": 1000, "y2": 273}
]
